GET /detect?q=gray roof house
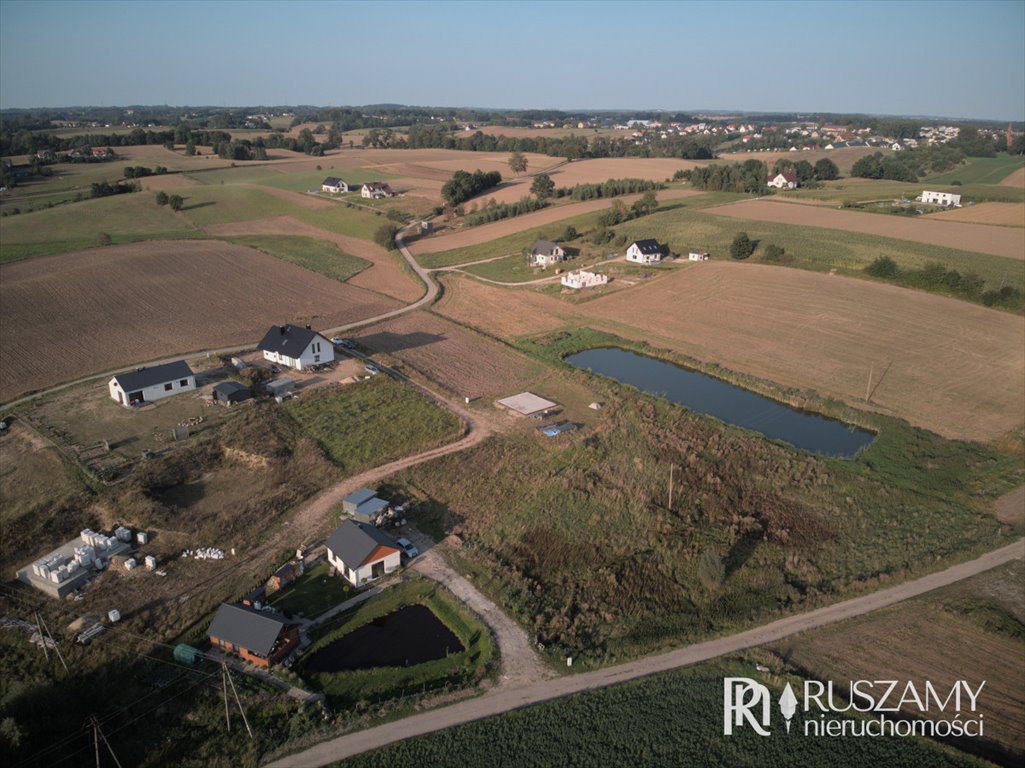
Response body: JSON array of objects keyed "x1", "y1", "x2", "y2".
[
  {"x1": 625, "y1": 239, "x2": 666, "y2": 264},
  {"x1": 321, "y1": 176, "x2": 348, "y2": 193},
  {"x1": 207, "y1": 603, "x2": 299, "y2": 667},
  {"x1": 109, "y1": 360, "x2": 196, "y2": 407},
  {"x1": 325, "y1": 520, "x2": 401, "y2": 587},
  {"x1": 257, "y1": 324, "x2": 333, "y2": 371},
  {"x1": 529, "y1": 240, "x2": 566, "y2": 268},
  {"x1": 342, "y1": 487, "x2": 389, "y2": 521},
  {"x1": 212, "y1": 381, "x2": 252, "y2": 406}
]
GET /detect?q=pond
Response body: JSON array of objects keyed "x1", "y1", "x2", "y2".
[
  {"x1": 304, "y1": 604, "x2": 463, "y2": 673},
  {"x1": 565, "y1": 347, "x2": 875, "y2": 458}
]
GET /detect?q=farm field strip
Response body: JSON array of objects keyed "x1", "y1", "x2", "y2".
[
  {"x1": 930, "y1": 202, "x2": 1025, "y2": 227},
  {"x1": 707, "y1": 197, "x2": 1025, "y2": 260},
  {"x1": 1001, "y1": 166, "x2": 1025, "y2": 188},
  {"x1": 0, "y1": 240, "x2": 401, "y2": 402}
]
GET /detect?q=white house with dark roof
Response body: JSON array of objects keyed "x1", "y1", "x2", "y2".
[
  {"x1": 326, "y1": 520, "x2": 401, "y2": 587},
  {"x1": 361, "y1": 182, "x2": 394, "y2": 199},
  {"x1": 108, "y1": 360, "x2": 196, "y2": 407},
  {"x1": 767, "y1": 172, "x2": 799, "y2": 189},
  {"x1": 626, "y1": 239, "x2": 666, "y2": 265},
  {"x1": 529, "y1": 240, "x2": 566, "y2": 268},
  {"x1": 257, "y1": 324, "x2": 333, "y2": 371},
  {"x1": 321, "y1": 177, "x2": 348, "y2": 194}
]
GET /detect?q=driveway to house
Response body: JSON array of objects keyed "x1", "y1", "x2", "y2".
[{"x1": 265, "y1": 537, "x2": 1024, "y2": 767}]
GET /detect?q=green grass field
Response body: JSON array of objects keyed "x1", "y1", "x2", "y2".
[
  {"x1": 285, "y1": 377, "x2": 463, "y2": 472},
  {"x1": 333, "y1": 658, "x2": 985, "y2": 768},
  {"x1": 267, "y1": 561, "x2": 354, "y2": 618},
  {"x1": 0, "y1": 192, "x2": 202, "y2": 262},
  {"x1": 783, "y1": 178, "x2": 1025, "y2": 204},
  {"x1": 925, "y1": 153, "x2": 1025, "y2": 186},
  {"x1": 186, "y1": 165, "x2": 394, "y2": 191},
  {"x1": 222, "y1": 235, "x2": 371, "y2": 282}
]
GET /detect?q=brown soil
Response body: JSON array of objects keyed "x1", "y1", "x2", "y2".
[
  {"x1": 1000, "y1": 166, "x2": 1025, "y2": 188},
  {"x1": 0, "y1": 240, "x2": 401, "y2": 401},
  {"x1": 930, "y1": 202, "x2": 1025, "y2": 227},
  {"x1": 438, "y1": 263, "x2": 1025, "y2": 442},
  {"x1": 201, "y1": 215, "x2": 423, "y2": 302},
  {"x1": 995, "y1": 486, "x2": 1025, "y2": 525},
  {"x1": 708, "y1": 197, "x2": 1025, "y2": 260},
  {"x1": 410, "y1": 189, "x2": 701, "y2": 255}
]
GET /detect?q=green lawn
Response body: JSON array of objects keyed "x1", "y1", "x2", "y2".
[
  {"x1": 333, "y1": 659, "x2": 985, "y2": 768},
  {"x1": 285, "y1": 377, "x2": 463, "y2": 472},
  {"x1": 782, "y1": 177, "x2": 1025, "y2": 204},
  {"x1": 222, "y1": 235, "x2": 371, "y2": 282},
  {"x1": 0, "y1": 192, "x2": 202, "y2": 262},
  {"x1": 267, "y1": 561, "x2": 353, "y2": 618},
  {"x1": 925, "y1": 153, "x2": 1025, "y2": 186}
]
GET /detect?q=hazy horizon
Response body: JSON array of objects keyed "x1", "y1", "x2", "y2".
[{"x1": 2, "y1": 0, "x2": 1023, "y2": 121}]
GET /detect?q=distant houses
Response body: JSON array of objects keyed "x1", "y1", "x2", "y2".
[
  {"x1": 625, "y1": 239, "x2": 666, "y2": 265},
  {"x1": 321, "y1": 177, "x2": 348, "y2": 194},
  {"x1": 257, "y1": 324, "x2": 334, "y2": 371},
  {"x1": 108, "y1": 360, "x2": 196, "y2": 407},
  {"x1": 207, "y1": 603, "x2": 299, "y2": 668},
  {"x1": 326, "y1": 520, "x2": 401, "y2": 588},
  {"x1": 767, "y1": 172, "x2": 799, "y2": 189},
  {"x1": 561, "y1": 270, "x2": 608, "y2": 289},
  {"x1": 921, "y1": 190, "x2": 962, "y2": 207},
  {"x1": 688, "y1": 250, "x2": 710, "y2": 261},
  {"x1": 361, "y1": 182, "x2": 394, "y2": 199},
  {"x1": 529, "y1": 240, "x2": 566, "y2": 268}
]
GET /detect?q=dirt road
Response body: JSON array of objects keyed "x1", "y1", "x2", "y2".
[{"x1": 266, "y1": 538, "x2": 1024, "y2": 767}]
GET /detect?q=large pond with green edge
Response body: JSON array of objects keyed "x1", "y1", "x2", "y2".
[
  {"x1": 566, "y1": 347, "x2": 875, "y2": 458},
  {"x1": 304, "y1": 604, "x2": 463, "y2": 672}
]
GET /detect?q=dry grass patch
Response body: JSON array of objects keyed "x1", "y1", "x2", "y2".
[
  {"x1": 708, "y1": 197, "x2": 1025, "y2": 260},
  {"x1": 0, "y1": 240, "x2": 401, "y2": 401},
  {"x1": 1000, "y1": 166, "x2": 1025, "y2": 188}
]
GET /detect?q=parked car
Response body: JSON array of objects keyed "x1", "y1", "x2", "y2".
[
  {"x1": 268, "y1": 364, "x2": 281, "y2": 374},
  {"x1": 396, "y1": 537, "x2": 419, "y2": 559},
  {"x1": 331, "y1": 337, "x2": 355, "y2": 348},
  {"x1": 365, "y1": 364, "x2": 380, "y2": 375}
]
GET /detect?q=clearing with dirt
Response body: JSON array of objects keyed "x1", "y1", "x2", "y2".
[
  {"x1": 409, "y1": 188, "x2": 701, "y2": 255},
  {"x1": 708, "y1": 197, "x2": 1025, "y2": 260},
  {"x1": 0, "y1": 240, "x2": 400, "y2": 401},
  {"x1": 436, "y1": 263, "x2": 1025, "y2": 442},
  {"x1": 930, "y1": 202, "x2": 1025, "y2": 226},
  {"x1": 201, "y1": 215, "x2": 423, "y2": 302}
]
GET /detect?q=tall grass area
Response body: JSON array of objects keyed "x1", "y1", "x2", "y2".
[
  {"x1": 390, "y1": 327, "x2": 1022, "y2": 667},
  {"x1": 0, "y1": 193, "x2": 202, "y2": 262},
  {"x1": 224, "y1": 235, "x2": 371, "y2": 282},
  {"x1": 285, "y1": 377, "x2": 463, "y2": 472},
  {"x1": 333, "y1": 659, "x2": 986, "y2": 768},
  {"x1": 925, "y1": 153, "x2": 1025, "y2": 186},
  {"x1": 299, "y1": 578, "x2": 494, "y2": 707}
]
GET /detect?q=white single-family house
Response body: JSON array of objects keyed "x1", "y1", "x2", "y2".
[
  {"x1": 625, "y1": 239, "x2": 665, "y2": 265},
  {"x1": 257, "y1": 324, "x2": 334, "y2": 371},
  {"x1": 561, "y1": 270, "x2": 609, "y2": 289},
  {"x1": 321, "y1": 177, "x2": 348, "y2": 194},
  {"x1": 688, "y1": 250, "x2": 710, "y2": 261},
  {"x1": 921, "y1": 190, "x2": 961, "y2": 207},
  {"x1": 109, "y1": 360, "x2": 196, "y2": 407},
  {"x1": 361, "y1": 182, "x2": 394, "y2": 199},
  {"x1": 767, "y1": 172, "x2": 799, "y2": 189},
  {"x1": 529, "y1": 240, "x2": 566, "y2": 268},
  {"x1": 326, "y1": 520, "x2": 401, "y2": 588}
]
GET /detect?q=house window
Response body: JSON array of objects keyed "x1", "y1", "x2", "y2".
[
  {"x1": 164, "y1": 383, "x2": 173, "y2": 391},
  {"x1": 314, "y1": 355, "x2": 320, "y2": 362},
  {"x1": 180, "y1": 379, "x2": 188, "y2": 387}
]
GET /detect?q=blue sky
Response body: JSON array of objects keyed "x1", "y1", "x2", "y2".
[{"x1": 2, "y1": 0, "x2": 1023, "y2": 120}]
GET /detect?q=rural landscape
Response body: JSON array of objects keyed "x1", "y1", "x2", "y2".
[{"x1": 1, "y1": 2, "x2": 1023, "y2": 767}]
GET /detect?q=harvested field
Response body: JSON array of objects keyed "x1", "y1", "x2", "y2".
[
  {"x1": 409, "y1": 188, "x2": 701, "y2": 255},
  {"x1": 0, "y1": 240, "x2": 401, "y2": 401},
  {"x1": 708, "y1": 197, "x2": 1025, "y2": 260},
  {"x1": 242, "y1": 183, "x2": 333, "y2": 209},
  {"x1": 201, "y1": 215, "x2": 422, "y2": 302},
  {"x1": 354, "y1": 311, "x2": 541, "y2": 398},
  {"x1": 931, "y1": 202, "x2": 1025, "y2": 227},
  {"x1": 1000, "y1": 166, "x2": 1025, "y2": 188},
  {"x1": 137, "y1": 174, "x2": 200, "y2": 190},
  {"x1": 438, "y1": 264, "x2": 1025, "y2": 442},
  {"x1": 718, "y1": 146, "x2": 887, "y2": 174}
]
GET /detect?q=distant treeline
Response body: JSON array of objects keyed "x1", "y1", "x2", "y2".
[
  {"x1": 554, "y1": 177, "x2": 663, "y2": 201},
  {"x1": 682, "y1": 160, "x2": 768, "y2": 193},
  {"x1": 852, "y1": 145, "x2": 965, "y2": 181}
]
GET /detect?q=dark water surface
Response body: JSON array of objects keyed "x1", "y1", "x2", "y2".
[{"x1": 566, "y1": 347, "x2": 874, "y2": 458}]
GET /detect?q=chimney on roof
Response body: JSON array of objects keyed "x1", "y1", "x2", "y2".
[
  {"x1": 279, "y1": 325, "x2": 287, "y2": 335},
  {"x1": 305, "y1": 324, "x2": 311, "y2": 330}
]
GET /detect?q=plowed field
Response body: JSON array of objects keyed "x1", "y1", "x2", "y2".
[
  {"x1": 0, "y1": 240, "x2": 400, "y2": 401},
  {"x1": 931, "y1": 202, "x2": 1025, "y2": 227}
]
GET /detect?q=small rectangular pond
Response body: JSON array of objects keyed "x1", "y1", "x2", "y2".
[
  {"x1": 304, "y1": 604, "x2": 463, "y2": 672},
  {"x1": 565, "y1": 347, "x2": 875, "y2": 458}
]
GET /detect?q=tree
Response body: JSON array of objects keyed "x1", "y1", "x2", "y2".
[
  {"x1": 155, "y1": 191, "x2": 169, "y2": 206},
  {"x1": 184, "y1": 140, "x2": 196, "y2": 156},
  {"x1": 865, "y1": 255, "x2": 899, "y2": 278},
  {"x1": 561, "y1": 225, "x2": 578, "y2": 241},
  {"x1": 374, "y1": 222, "x2": 399, "y2": 250},
  {"x1": 730, "y1": 231, "x2": 755, "y2": 260},
  {"x1": 814, "y1": 158, "x2": 839, "y2": 181},
  {"x1": 508, "y1": 151, "x2": 528, "y2": 174},
  {"x1": 531, "y1": 173, "x2": 555, "y2": 200},
  {"x1": 168, "y1": 194, "x2": 184, "y2": 212},
  {"x1": 764, "y1": 243, "x2": 785, "y2": 261}
]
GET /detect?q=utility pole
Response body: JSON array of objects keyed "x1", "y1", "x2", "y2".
[
  {"x1": 221, "y1": 663, "x2": 231, "y2": 732},
  {"x1": 668, "y1": 463, "x2": 675, "y2": 511},
  {"x1": 39, "y1": 613, "x2": 68, "y2": 672},
  {"x1": 223, "y1": 663, "x2": 253, "y2": 738},
  {"x1": 34, "y1": 611, "x2": 49, "y2": 662},
  {"x1": 865, "y1": 363, "x2": 874, "y2": 402},
  {"x1": 89, "y1": 715, "x2": 123, "y2": 767}
]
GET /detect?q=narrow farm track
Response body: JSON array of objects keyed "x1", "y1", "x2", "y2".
[{"x1": 265, "y1": 538, "x2": 1025, "y2": 768}]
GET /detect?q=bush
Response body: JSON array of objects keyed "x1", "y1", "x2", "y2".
[
  {"x1": 865, "y1": 255, "x2": 900, "y2": 279},
  {"x1": 95, "y1": 232, "x2": 112, "y2": 247},
  {"x1": 729, "y1": 232, "x2": 755, "y2": 260},
  {"x1": 168, "y1": 194, "x2": 184, "y2": 212},
  {"x1": 561, "y1": 225, "x2": 578, "y2": 242},
  {"x1": 763, "y1": 243, "x2": 785, "y2": 262},
  {"x1": 374, "y1": 222, "x2": 399, "y2": 250},
  {"x1": 155, "y1": 191, "x2": 169, "y2": 206}
]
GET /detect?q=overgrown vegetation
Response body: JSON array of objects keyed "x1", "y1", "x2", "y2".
[
  {"x1": 865, "y1": 256, "x2": 1023, "y2": 309},
  {"x1": 464, "y1": 196, "x2": 549, "y2": 227},
  {"x1": 441, "y1": 169, "x2": 502, "y2": 205}
]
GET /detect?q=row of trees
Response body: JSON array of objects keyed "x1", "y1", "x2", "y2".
[
  {"x1": 123, "y1": 165, "x2": 167, "y2": 179},
  {"x1": 464, "y1": 196, "x2": 549, "y2": 227},
  {"x1": 772, "y1": 157, "x2": 839, "y2": 182},
  {"x1": 441, "y1": 169, "x2": 502, "y2": 205},
  {"x1": 589, "y1": 192, "x2": 660, "y2": 244},
  {"x1": 683, "y1": 160, "x2": 768, "y2": 193},
  {"x1": 90, "y1": 181, "x2": 137, "y2": 198},
  {"x1": 865, "y1": 256, "x2": 1021, "y2": 308},
  {"x1": 155, "y1": 191, "x2": 184, "y2": 211},
  {"x1": 555, "y1": 177, "x2": 663, "y2": 201}
]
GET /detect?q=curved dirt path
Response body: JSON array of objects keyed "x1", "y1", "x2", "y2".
[{"x1": 266, "y1": 538, "x2": 1025, "y2": 767}]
